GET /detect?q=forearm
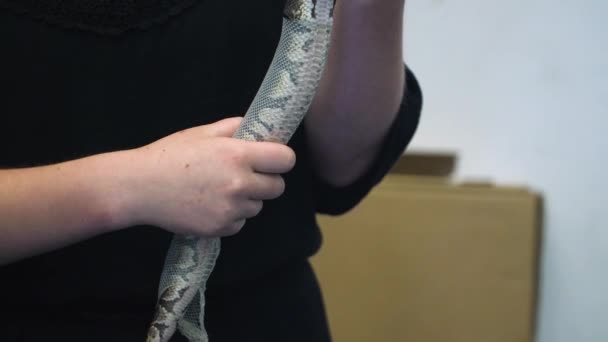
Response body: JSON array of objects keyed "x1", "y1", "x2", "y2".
[
  {"x1": 305, "y1": 0, "x2": 406, "y2": 186},
  {"x1": 0, "y1": 153, "x2": 127, "y2": 265}
]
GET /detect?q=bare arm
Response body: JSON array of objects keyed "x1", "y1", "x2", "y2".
[
  {"x1": 305, "y1": 0, "x2": 407, "y2": 187},
  {"x1": 0, "y1": 153, "x2": 126, "y2": 265},
  {"x1": 0, "y1": 118, "x2": 295, "y2": 265}
]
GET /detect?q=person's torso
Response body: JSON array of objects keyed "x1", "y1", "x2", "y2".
[{"x1": 0, "y1": 0, "x2": 322, "y2": 315}]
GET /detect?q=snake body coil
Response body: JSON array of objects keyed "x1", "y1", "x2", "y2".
[{"x1": 147, "y1": 1, "x2": 335, "y2": 341}]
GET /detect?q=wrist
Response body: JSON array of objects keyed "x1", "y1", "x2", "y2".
[{"x1": 87, "y1": 150, "x2": 141, "y2": 232}]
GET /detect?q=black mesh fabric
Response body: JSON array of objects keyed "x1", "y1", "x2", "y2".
[
  {"x1": 0, "y1": 0, "x2": 201, "y2": 34},
  {"x1": 0, "y1": 1, "x2": 422, "y2": 339}
]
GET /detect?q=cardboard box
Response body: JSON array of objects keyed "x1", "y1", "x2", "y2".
[{"x1": 311, "y1": 170, "x2": 541, "y2": 342}]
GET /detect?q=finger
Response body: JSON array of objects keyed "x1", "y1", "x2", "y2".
[
  {"x1": 221, "y1": 200, "x2": 262, "y2": 235},
  {"x1": 246, "y1": 142, "x2": 296, "y2": 174},
  {"x1": 246, "y1": 173, "x2": 286, "y2": 200},
  {"x1": 222, "y1": 219, "x2": 247, "y2": 236},
  {"x1": 242, "y1": 200, "x2": 264, "y2": 218},
  {"x1": 203, "y1": 117, "x2": 244, "y2": 137}
]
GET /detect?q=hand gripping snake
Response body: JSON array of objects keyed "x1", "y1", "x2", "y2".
[{"x1": 146, "y1": 1, "x2": 335, "y2": 341}]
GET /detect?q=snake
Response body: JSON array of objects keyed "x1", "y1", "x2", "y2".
[{"x1": 146, "y1": 1, "x2": 336, "y2": 341}]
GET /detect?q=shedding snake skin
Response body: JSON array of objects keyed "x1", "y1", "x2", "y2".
[{"x1": 147, "y1": 1, "x2": 335, "y2": 341}]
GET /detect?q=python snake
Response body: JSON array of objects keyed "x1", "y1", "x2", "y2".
[{"x1": 147, "y1": 1, "x2": 335, "y2": 341}]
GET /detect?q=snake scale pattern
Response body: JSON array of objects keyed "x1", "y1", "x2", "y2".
[{"x1": 147, "y1": 1, "x2": 335, "y2": 341}]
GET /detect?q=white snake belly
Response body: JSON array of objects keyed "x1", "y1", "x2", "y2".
[{"x1": 146, "y1": 1, "x2": 335, "y2": 341}]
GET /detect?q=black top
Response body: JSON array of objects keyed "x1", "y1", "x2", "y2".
[{"x1": 0, "y1": 1, "x2": 422, "y2": 341}]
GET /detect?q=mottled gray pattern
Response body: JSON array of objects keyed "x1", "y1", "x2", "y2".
[{"x1": 147, "y1": 1, "x2": 334, "y2": 341}]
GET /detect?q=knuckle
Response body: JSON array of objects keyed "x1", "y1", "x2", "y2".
[
  {"x1": 216, "y1": 140, "x2": 244, "y2": 166},
  {"x1": 229, "y1": 143, "x2": 248, "y2": 164},
  {"x1": 226, "y1": 176, "x2": 247, "y2": 195}
]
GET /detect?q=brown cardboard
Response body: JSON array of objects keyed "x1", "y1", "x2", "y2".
[
  {"x1": 311, "y1": 173, "x2": 541, "y2": 342},
  {"x1": 391, "y1": 152, "x2": 457, "y2": 177}
]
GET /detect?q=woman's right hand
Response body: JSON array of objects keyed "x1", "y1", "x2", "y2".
[{"x1": 114, "y1": 117, "x2": 296, "y2": 237}]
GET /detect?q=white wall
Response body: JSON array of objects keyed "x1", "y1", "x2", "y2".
[{"x1": 404, "y1": 1, "x2": 608, "y2": 341}]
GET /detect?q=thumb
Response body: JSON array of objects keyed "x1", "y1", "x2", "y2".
[{"x1": 203, "y1": 117, "x2": 244, "y2": 137}]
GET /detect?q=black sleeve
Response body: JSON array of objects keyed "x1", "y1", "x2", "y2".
[{"x1": 312, "y1": 65, "x2": 423, "y2": 215}]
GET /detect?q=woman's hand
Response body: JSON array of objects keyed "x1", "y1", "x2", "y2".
[{"x1": 117, "y1": 117, "x2": 296, "y2": 237}]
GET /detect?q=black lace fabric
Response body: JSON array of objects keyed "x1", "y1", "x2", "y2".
[{"x1": 0, "y1": 0, "x2": 202, "y2": 34}]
